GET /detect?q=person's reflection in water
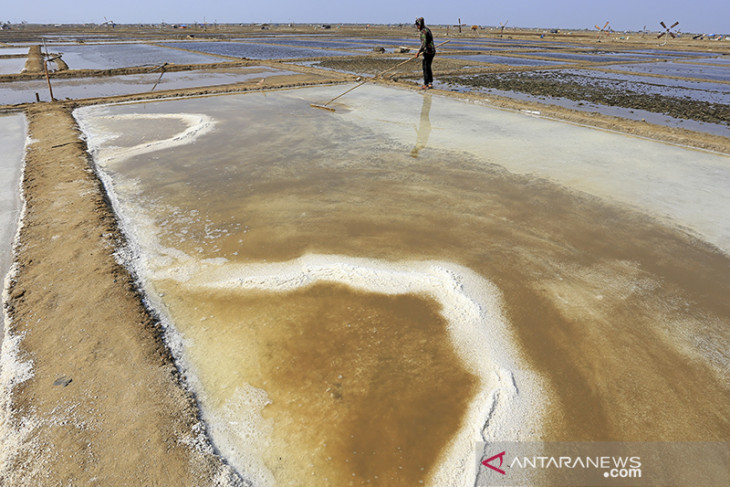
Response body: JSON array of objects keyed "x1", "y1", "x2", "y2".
[{"x1": 410, "y1": 94, "x2": 432, "y2": 158}]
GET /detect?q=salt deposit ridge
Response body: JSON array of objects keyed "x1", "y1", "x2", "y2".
[{"x1": 157, "y1": 255, "x2": 546, "y2": 486}]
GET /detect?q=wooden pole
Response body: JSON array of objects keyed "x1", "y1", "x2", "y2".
[
  {"x1": 43, "y1": 59, "x2": 54, "y2": 102},
  {"x1": 42, "y1": 38, "x2": 54, "y2": 101}
]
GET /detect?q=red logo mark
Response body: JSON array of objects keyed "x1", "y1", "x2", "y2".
[{"x1": 482, "y1": 451, "x2": 507, "y2": 475}]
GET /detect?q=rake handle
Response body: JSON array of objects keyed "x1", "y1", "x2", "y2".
[{"x1": 319, "y1": 40, "x2": 451, "y2": 107}]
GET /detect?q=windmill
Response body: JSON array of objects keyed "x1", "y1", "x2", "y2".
[
  {"x1": 103, "y1": 16, "x2": 116, "y2": 28},
  {"x1": 594, "y1": 21, "x2": 610, "y2": 41},
  {"x1": 657, "y1": 21, "x2": 679, "y2": 45},
  {"x1": 498, "y1": 20, "x2": 508, "y2": 38}
]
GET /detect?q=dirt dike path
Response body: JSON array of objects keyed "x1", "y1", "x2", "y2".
[
  {"x1": 21, "y1": 46, "x2": 43, "y2": 74},
  {"x1": 1, "y1": 104, "x2": 239, "y2": 486}
]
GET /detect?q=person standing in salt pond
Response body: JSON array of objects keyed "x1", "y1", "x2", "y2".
[{"x1": 414, "y1": 17, "x2": 436, "y2": 89}]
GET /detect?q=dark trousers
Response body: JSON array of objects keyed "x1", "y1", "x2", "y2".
[{"x1": 422, "y1": 51, "x2": 435, "y2": 86}]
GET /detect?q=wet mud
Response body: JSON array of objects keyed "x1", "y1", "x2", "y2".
[{"x1": 442, "y1": 70, "x2": 730, "y2": 126}]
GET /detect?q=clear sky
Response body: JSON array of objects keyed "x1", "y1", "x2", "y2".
[{"x1": 3, "y1": 0, "x2": 728, "y2": 34}]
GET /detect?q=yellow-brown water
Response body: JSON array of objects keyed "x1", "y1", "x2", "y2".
[
  {"x1": 76, "y1": 85, "x2": 730, "y2": 485},
  {"x1": 160, "y1": 281, "x2": 477, "y2": 485}
]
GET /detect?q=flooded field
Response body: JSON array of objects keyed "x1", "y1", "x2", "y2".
[{"x1": 75, "y1": 83, "x2": 730, "y2": 485}]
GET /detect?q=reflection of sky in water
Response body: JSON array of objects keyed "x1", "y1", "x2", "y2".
[
  {"x1": 438, "y1": 44, "x2": 503, "y2": 52},
  {"x1": 0, "y1": 67, "x2": 291, "y2": 104},
  {"x1": 0, "y1": 57, "x2": 27, "y2": 74},
  {"x1": 560, "y1": 69, "x2": 730, "y2": 102},
  {"x1": 518, "y1": 51, "x2": 660, "y2": 63},
  {"x1": 476, "y1": 38, "x2": 581, "y2": 48},
  {"x1": 48, "y1": 43, "x2": 230, "y2": 69},
  {"x1": 605, "y1": 61, "x2": 730, "y2": 81},
  {"x1": 698, "y1": 56, "x2": 730, "y2": 65},
  {"x1": 230, "y1": 38, "x2": 372, "y2": 50},
  {"x1": 442, "y1": 54, "x2": 567, "y2": 66},
  {"x1": 167, "y1": 36, "x2": 598, "y2": 55},
  {"x1": 489, "y1": 68, "x2": 730, "y2": 103},
  {"x1": 630, "y1": 49, "x2": 718, "y2": 57},
  {"x1": 310, "y1": 37, "x2": 417, "y2": 46},
  {"x1": 331, "y1": 37, "x2": 577, "y2": 50},
  {"x1": 439, "y1": 81, "x2": 730, "y2": 137},
  {"x1": 440, "y1": 69, "x2": 730, "y2": 136},
  {"x1": 167, "y1": 41, "x2": 366, "y2": 59},
  {"x1": 0, "y1": 47, "x2": 30, "y2": 55}
]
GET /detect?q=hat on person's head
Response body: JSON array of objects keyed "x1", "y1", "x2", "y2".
[{"x1": 415, "y1": 17, "x2": 425, "y2": 28}]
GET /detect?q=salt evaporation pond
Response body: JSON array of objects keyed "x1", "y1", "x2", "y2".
[
  {"x1": 607, "y1": 60, "x2": 730, "y2": 81},
  {"x1": 518, "y1": 51, "x2": 653, "y2": 63},
  {"x1": 49, "y1": 43, "x2": 230, "y2": 70},
  {"x1": 76, "y1": 84, "x2": 730, "y2": 485},
  {"x1": 232, "y1": 38, "x2": 374, "y2": 51},
  {"x1": 440, "y1": 70, "x2": 730, "y2": 136},
  {"x1": 0, "y1": 67, "x2": 293, "y2": 105},
  {"x1": 559, "y1": 69, "x2": 730, "y2": 103},
  {"x1": 701, "y1": 56, "x2": 730, "y2": 66},
  {"x1": 165, "y1": 41, "x2": 366, "y2": 60},
  {"x1": 0, "y1": 114, "x2": 25, "y2": 298},
  {"x1": 76, "y1": 88, "x2": 547, "y2": 486},
  {"x1": 0, "y1": 48, "x2": 30, "y2": 56},
  {"x1": 442, "y1": 54, "x2": 568, "y2": 66},
  {"x1": 443, "y1": 84, "x2": 730, "y2": 137},
  {"x1": 0, "y1": 58, "x2": 27, "y2": 75}
]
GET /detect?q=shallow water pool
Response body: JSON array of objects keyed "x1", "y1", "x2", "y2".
[
  {"x1": 49, "y1": 42, "x2": 231, "y2": 69},
  {"x1": 0, "y1": 66, "x2": 294, "y2": 105},
  {"x1": 0, "y1": 57, "x2": 26, "y2": 75},
  {"x1": 0, "y1": 114, "x2": 26, "y2": 286},
  {"x1": 76, "y1": 84, "x2": 730, "y2": 485},
  {"x1": 166, "y1": 41, "x2": 366, "y2": 60},
  {"x1": 607, "y1": 60, "x2": 730, "y2": 81}
]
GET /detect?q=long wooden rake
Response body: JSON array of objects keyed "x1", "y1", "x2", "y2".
[{"x1": 310, "y1": 40, "x2": 451, "y2": 112}]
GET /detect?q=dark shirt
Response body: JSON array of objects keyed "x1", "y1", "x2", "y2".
[{"x1": 418, "y1": 27, "x2": 435, "y2": 55}]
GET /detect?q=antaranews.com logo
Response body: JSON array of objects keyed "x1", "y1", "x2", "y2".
[{"x1": 475, "y1": 442, "x2": 728, "y2": 487}]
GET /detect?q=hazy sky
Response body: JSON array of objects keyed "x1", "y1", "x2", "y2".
[{"x1": 4, "y1": 0, "x2": 728, "y2": 34}]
